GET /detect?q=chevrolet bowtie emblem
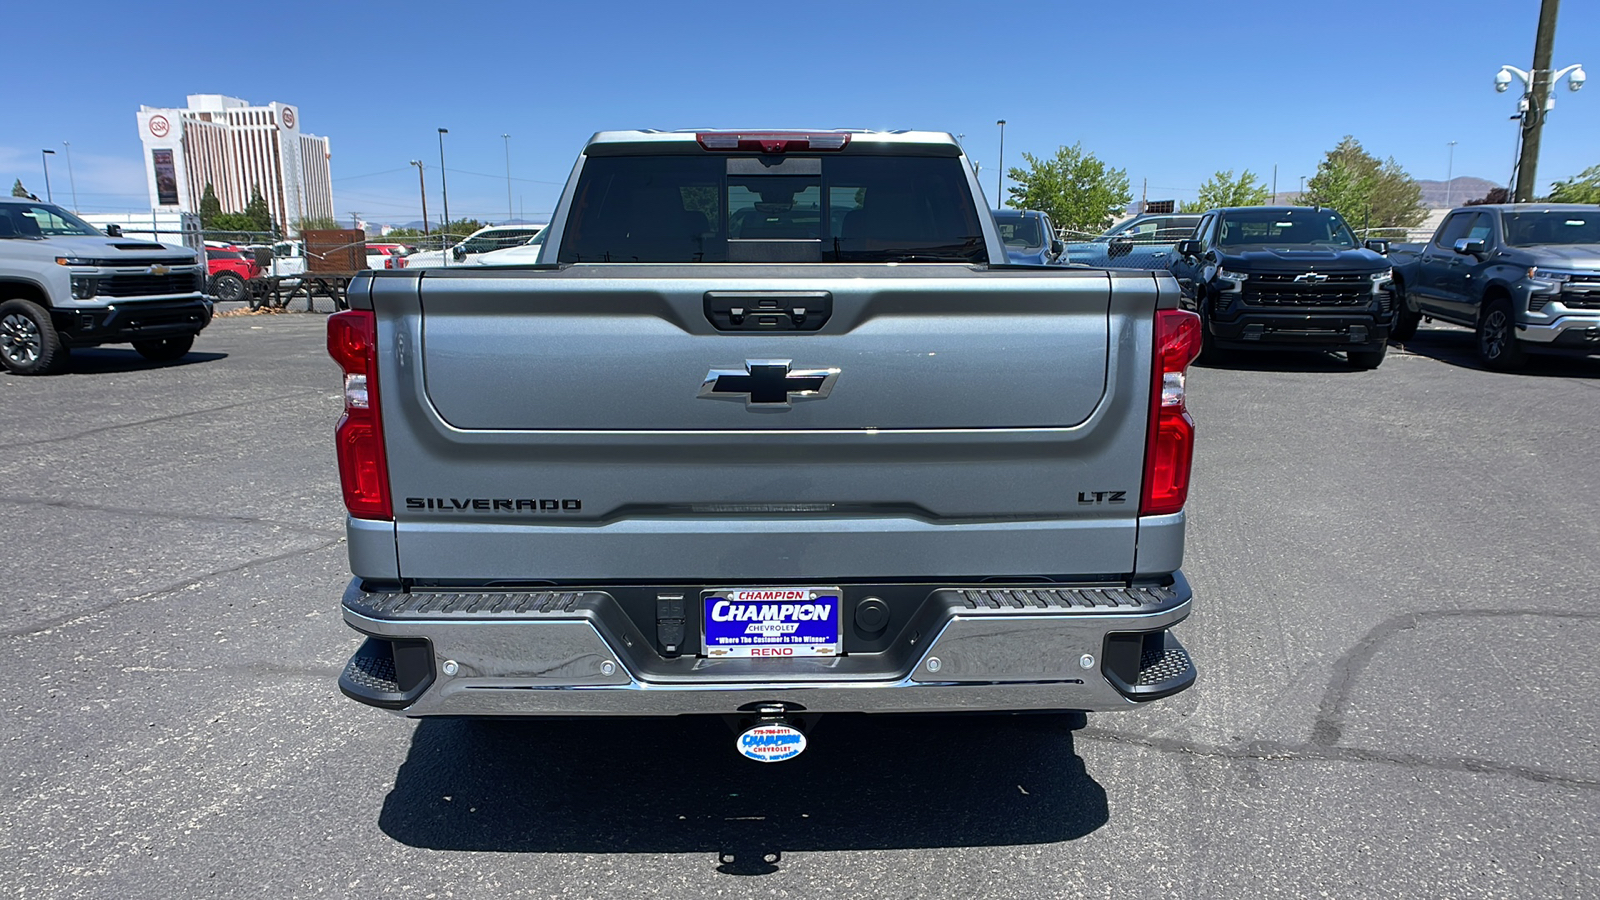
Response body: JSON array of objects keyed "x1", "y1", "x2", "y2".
[
  {"x1": 699, "y1": 359, "x2": 840, "y2": 410},
  {"x1": 1294, "y1": 272, "x2": 1329, "y2": 283},
  {"x1": 149, "y1": 264, "x2": 170, "y2": 276}
]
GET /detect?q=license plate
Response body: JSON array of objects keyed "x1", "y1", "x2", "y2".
[{"x1": 702, "y1": 587, "x2": 842, "y2": 658}]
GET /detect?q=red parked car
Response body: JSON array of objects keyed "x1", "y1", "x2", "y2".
[{"x1": 204, "y1": 243, "x2": 263, "y2": 303}]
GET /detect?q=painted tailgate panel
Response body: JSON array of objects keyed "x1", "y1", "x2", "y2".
[
  {"x1": 415, "y1": 271, "x2": 1110, "y2": 431},
  {"x1": 372, "y1": 266, "x2": 1159, "y2": 582}
]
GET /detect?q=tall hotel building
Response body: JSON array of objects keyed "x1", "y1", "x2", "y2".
[{"x1": 136, "y1": 94, "x2": 334, "y2": 232}]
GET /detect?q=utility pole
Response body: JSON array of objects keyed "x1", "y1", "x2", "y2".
[
  {"x1": 996, "y1": 120, "x2": 1006, "y2": 207},
  {"x1": 62, "y1": 142, "x2": 78, "y2": 212},
  {"x1": 1271, "y1": 165, "x2": 1278, "y2": 204},
  {"x1": 1445, "y1": 141, "x2": 1458, "y2": 207},
  {"x1": 1515, "y1": 0, "x2": 1560, "y2": 201},
  {"x1": 410, "y1": 160, "x2": 429, "y2": 235},
  {"x1": 351, "y1": 211, "x2": 361, "y2": 230},
  {"x1": 502, "y1": 133, "x2": 514, "y2": 222}
]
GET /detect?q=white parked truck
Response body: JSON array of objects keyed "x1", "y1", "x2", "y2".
[{"x1": 1, "y1": 198, "x2": 211, "y2": 375}]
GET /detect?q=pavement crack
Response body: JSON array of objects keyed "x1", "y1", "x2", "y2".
[
  {"x1": 0, "y1": 495, "x2": 341, "y2": 538},
  {"x1": 1312, "y1": 608, "x2": 1600, "y2": 747},
  {"x1": 0, "y1": 537, "x2": 346, "y2": 640},
  {"x1": 1076, "y1": 727, "x2": 1600, "y2": 792},
  {"x1": 1, "y1": 389, "x2": 327, "y2": 449}
]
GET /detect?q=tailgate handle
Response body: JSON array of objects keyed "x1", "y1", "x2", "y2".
[{"x1": 705, "y1": 291, "x2": 832, "y2": 332}]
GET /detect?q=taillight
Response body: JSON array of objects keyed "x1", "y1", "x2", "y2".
[
  {"x1": 1140, "y1": 309, "x2": 1203, "y2": 516},
  {"x1": 328, "y1": 310, "x2": 392, "y2": 520},
  {"x1": 695, "y1": 132, "x2": 850, "y2": 153}
]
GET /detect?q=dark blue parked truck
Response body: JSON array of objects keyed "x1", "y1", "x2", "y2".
[{"x1": 1389, "y1": 204, "x2": 1600, "y2": 369}]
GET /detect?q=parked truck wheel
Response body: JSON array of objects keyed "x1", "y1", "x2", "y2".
[
  {"x1": 1477, "y1": 297, "x2": 1526, "y2": 371},
  {"x1": 1346, "y1": 345, "x2": 1387, "y2": 369},
  {"x1": 1389, "y1": 277, "x2": 1420, "y2": 342},
  {"x1": 1196, "y1": 292, "x2": 1224, "y2": 364},
  {"x1": 0, "y1": 298, "x2": 70, "y2": 375},
  {"x1": 132, "y1": 335, "x2": 195, "y2": 363},
  {"x1": 211, "y1": 272, "x2": 247, "y2": 303}
]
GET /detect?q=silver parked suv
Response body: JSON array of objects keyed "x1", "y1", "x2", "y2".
[{"x1": 0, "y1": 198, "x2": 210, "y2": 375}]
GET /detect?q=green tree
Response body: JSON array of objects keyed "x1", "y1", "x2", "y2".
[
  {"x1": 11, "y1": 179, "x2": 29, "y2": 198},
  {"x1": 1465, "y1": 187, "x2": 1511, "y2": 206},
  {"x1": 437, "y1": 218, "x2": 486, "y2": 240},
  {"x1": 1005, "y1": 144, "x2": 1132, "y2": 234},
  {"x1": 1547, "y1": 164, "x2": 1600, "y2": 204},
  {"x1": 243, "y1": 185, "x2": 274, "y2": 233},
  {"x1": 198, "y1": 183, "x2": 222, "y2": 229},
  {"x1": 1179, "y1": 169, "x2": 1272, "y2": 212},
  {"x1": 1301, "y1": 136, "x2": 1425, "y2": 235},
  {"x1": 294, "y1": 217, "x2": 340, "y2": 232}
]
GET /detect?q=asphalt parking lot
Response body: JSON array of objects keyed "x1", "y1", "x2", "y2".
[{"x1": 2, "y1": 312, "x2": 1597, "y2": 899}]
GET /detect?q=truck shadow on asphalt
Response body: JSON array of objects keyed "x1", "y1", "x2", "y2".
[
  {"x1": 378, "y1": 712, "x2": 1108, "y2": 870},
  {"x1": 56, "y1": 349, "x2": 228, "y2": 375},
  {"x1": 1195, "y1": 348, "x2": 1370, "y2": 373},
  {"x1": 1394, "y1": 327, "x2": 1600, "y2": 378}
]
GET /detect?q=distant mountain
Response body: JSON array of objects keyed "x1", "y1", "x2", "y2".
[{"x1": 1415, "y1": 177, "x2": 1500, "y2": 208}]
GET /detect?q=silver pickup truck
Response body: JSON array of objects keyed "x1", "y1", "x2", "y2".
[{"x1": 329, "y1": 130, "x2": 1202, "y2": 761}]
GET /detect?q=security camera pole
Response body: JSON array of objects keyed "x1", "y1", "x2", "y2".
[{"x1": 1504, "y1": 0, "x2": 1586, "y2": 201}]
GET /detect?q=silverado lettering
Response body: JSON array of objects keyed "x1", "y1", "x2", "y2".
[{"x1": 403, "y1": 497, "x2": 582, "y2": 512}]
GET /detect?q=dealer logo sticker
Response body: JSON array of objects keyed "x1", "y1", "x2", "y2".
[{"x1": 737, "y1": 724, "x2": 807, "y2": 763}]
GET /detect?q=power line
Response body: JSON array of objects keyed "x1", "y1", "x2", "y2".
[{"x1": 332, "y1": 166, "x2": 413, "y2": 182}]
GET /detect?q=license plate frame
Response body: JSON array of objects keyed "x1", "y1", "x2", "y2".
[{"x1": 702, "y1": 587, "x2": 843, "y2": 658}]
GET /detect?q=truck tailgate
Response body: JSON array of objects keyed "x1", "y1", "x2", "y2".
[{"x1": 368, "y1": 265, "x2": 1167, "y2": 582}]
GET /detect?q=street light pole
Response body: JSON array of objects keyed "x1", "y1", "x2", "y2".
[
  {"x1": 437, "y1": 128, "x2": 451, "y2": 264},
  {"x1": 1445, "y1": 141, "x2": 1457, "y2": 207},
  {"x1": 410, "y1": 160, "x2": 429, "y2": 236},
  {"x1": 62, "y1": 142, "x2": 78, "y2": 212},
  {"x1": 40, "y1": 149, "x2": 56, "y2": 203},
  {"x1": 995, "y1": 119, "x2": 1007, "y2": 207},
  {"x1": 502, "y1": 133, "x2": 513, "y2": 222}
]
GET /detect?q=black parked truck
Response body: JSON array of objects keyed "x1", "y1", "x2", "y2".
[{"x1": 1169, "y1": 206, "x2": 1399, "y2": 368}]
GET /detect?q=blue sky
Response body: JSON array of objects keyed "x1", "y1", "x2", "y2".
[{"x1": 3, "y1": 0, "x2": 1596, "y2": 225}]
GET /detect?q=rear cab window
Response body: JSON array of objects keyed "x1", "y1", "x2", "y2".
[
  {"x1": 995, "y1": 215, "x2": 1044, "y2": 249},
  {"x1": 559, "y1": 154, "x2": 985, "y2": 263}
]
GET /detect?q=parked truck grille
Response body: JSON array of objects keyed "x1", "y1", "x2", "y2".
[
  {"x1": 1239, "y1": 273, "x2": 1369, "y2": 307},
  {"x1": 98, "y1": 272, "x2": 196, "y2": 298},
  {"x1": 1559, "y1": 290, "x2": 1600, "y2": 310}
]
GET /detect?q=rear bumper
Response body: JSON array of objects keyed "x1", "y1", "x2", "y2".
[
  {"x1": 338, "y1": 574, "x2": 1196, "y2": 716},
  {"x1": 52, "y1": 297, "x2": 212, "y2": 346}
]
